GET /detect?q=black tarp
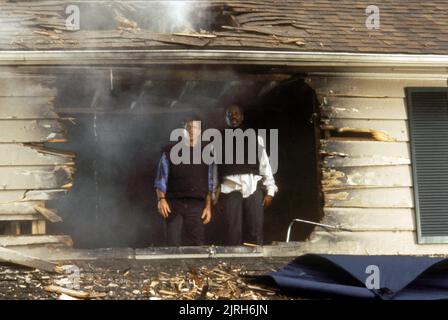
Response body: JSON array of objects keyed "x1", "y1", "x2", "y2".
[{"x1": 252, "y1": 254, "x2": 448, "y2": 300}]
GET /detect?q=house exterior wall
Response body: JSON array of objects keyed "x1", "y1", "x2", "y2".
[
  {"x1": 1, "y1": 66, "x2": 448, "y2": 256},
  {"x1": 0, "y1": 69, "x2": 73, "y2": 249},
  {"x1": 296, "y1": 73, "x2": 448, "y2": 255}
]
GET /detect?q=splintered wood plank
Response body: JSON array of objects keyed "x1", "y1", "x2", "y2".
[
  {"x1": 0, "y1": 166, "x2": 73, "y2": 190},
  {"x1": 0, "y1": 97, "x2": 57, "y2": 119},
  {"x1": 302, "y1": 231, "x2": 448, "y2": 255},
  {"x1": 321, "y1": 119, "x2": 409, "y2": 142},
  {"x1": 307, "y1": 77, "x2": 447, "y2": 98},
  {"x1": 320, "y1": 97, "x2": 408, "y2": 120},
  {"x1": 34, "y1": 205, "x2": 62, "y2": 223},
  {"x1": 134, "y1": 33, "x2": 211, "y2": 47},
  {"x1": 0, "y1": 235, "x2": 73, "y2": 247},
  {"x1": 322, "y1": 165, "x2": 413, "y2": 190},
  {"x1": 0, "y1": 190, "x2": 68, "y2": 203},
  {"x1": 221, "y1": 25, "x2": 308, "y2": 38},
  {"x1": 0, "y1": 201, "x2": 44, "y2": 214},
  {"x1": 324, "y1": 187, "x2": 414, "y2": 208},
  {"x1": 0, "y1": 214, "x2": 41, "y2": 221},
  {"x1": 32, "y1": 220, "x2": 46, "y2": 235},
  {"x1": 321, "y1": 140, "x2": 411, "y2": 167},
  {"x1": 0, "y1": 77, "x2": 56, "y2": 97},
  {"x1": 0, "y1": 120, "x2": 65, "y2": 143},
  {"x1": 322, "y1": 207, "x2": 415, "y2": 231},
  {"x1": 0, "y1": 144, "x2": 75, "y2": 166},
  {"x1": 0, "y1": 246, "x2": 59, "y2": 273}
]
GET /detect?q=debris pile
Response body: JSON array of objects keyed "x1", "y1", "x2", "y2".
[
  {"x1": 0, "y1": 258, "x2": 292, "y2": 300},
  {"x1": 140, "y1": 262, "x2": 278, "y2": 300}
]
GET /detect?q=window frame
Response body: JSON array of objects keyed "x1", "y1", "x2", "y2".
[{"x1": 406, "y1": 87, "x2": 448, "y2": 244}]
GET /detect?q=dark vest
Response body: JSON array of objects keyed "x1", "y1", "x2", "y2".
[
  {"x1": 218, "y1": 128, "x2": 260, "y2": 181},
  {"x1": 164, "y1": 144, "x2": 209, "y2": 200}
]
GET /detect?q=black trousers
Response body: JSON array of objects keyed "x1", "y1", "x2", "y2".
[
  {"x1": 219, "y1": 187, "x2": 264, "y2": 246},
  {"x1": 165, "y1": 198, "x2": 205, "y2": 246}
]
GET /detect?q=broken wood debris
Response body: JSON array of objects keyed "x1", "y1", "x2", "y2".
[
  {"x1": 0, "y1": 259, "x2": 292, "y2": 300},
  {"x1": 114, "y1": 8, "x2": 140, "y2": 32},
  {"x1": 0, "y1": 1, "x2": 316, "y2": 51},
  {"x1": 44, "y1": 285, "x2": 107, "y2": 299},
  {"x1": 34, "y1": 205, "x2": 63, "y2": 223},
  {"x1": 0, "y1": 246, "x2": 60, "y2": 273},
  {"x1": 141, "y1": 262, "x2": 277, "y2": 300}
]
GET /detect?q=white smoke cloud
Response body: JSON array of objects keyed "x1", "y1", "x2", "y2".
[{"x1": 158, "y1": 1, "x2": 197, "y2": 33}]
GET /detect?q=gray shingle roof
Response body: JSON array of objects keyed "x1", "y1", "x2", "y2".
[{"x1": 0, "y1": 0, "x2": 446, "y2": 54}]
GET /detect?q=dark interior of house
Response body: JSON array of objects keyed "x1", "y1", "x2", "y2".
[{"x1": 47, "y1": 66, "x2": 322, "y2": 248}]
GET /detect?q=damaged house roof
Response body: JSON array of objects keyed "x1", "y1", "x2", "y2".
[{"x1": 0, "y1": 0, "x2": 447, "y2": 55}]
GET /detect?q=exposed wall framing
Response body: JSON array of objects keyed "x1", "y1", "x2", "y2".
[{"x1": 0, "y1": 70, "x2": 73, "y2": 249}]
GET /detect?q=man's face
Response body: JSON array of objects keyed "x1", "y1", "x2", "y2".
[
  {"x1": 185, "y1": 120, "x2": 201, "y2": 141},
  {"x1": 226, "y1": 105, "x2": 244, "y2": 128}
]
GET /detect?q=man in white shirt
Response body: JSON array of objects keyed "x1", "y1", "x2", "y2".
[{"x1": 216, "y1": 104, "x2": 278, "y2": 245}]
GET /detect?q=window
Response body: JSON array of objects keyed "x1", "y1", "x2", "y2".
[{"x1": 407, "y1": 87, "x2": 448, "y2": 243}]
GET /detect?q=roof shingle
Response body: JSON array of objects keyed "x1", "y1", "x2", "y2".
[{"x1": 0, "y1": 0, "x2": 446, "y2": 54}]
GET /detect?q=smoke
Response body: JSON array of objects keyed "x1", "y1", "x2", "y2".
[
  {"x1": 0, "y1": 14, "x2": 28, "y2": 46},
  {"x1": 163, "y1": 1, "x2": 196, "y2": 33},
  {"x1": 81, "y1": 0, "x2": 206, "y2": 34},
  {"x1": 47, "y1": 68, "x2": 223, "y2": 248},
  {"x1": 0, "y1": 1, "x2": 307, "y2": 248}
]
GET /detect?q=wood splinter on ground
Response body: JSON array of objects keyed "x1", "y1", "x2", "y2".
[
  {"x1": 243, "y1": 242, "x2": 258, "y2": 247},
  {"x1": 44, "y1": 285, "x2": 107, "y2": 299}
]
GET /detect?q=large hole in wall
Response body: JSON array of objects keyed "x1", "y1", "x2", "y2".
[{"x1": 46, "y1": 66, "x2": 322, "y2": 248}]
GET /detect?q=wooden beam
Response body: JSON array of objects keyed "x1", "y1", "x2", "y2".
[
  {"x1": 322, "y1": 207, "x2": 415, "y2": 231},
  {"x1": 303, "y1": 230, "x2": 448, "y2": 255},
  {"x1": 0, "y1": 189, "x2": 68, "y2": 203},
  {"x1": 322, "y1": 165, "x2": 413, "y2": 190},
  {"x1": 54, "y1": 107, "x2": 196, "y2": 115},
  {"x1": 0, "y1": 97, "x2": 57, "y2": 119},
  {"x1": 0, "y1": 120, "x2": 65, "y2": 143},
  {"x1": 0, "y1": 77, "x2": 55, "y2": 97},
  {"x1": 321, "y1": 140, "x2": 411, "y2": 167},
  {"x1": 322, "y1": 119, "x2": 409, "y2": 142},
  {"x1": 324, "y1": 187, "x2": 414, "y2": 208},
  {"x1": 308, "y1": 76, "x2": 447, "y2": 98},
  {"x1": 31, "y1": 220, "x2": 46, "y2": 235},
  {"x1": 0, "y1": 214, "x2": 41, "y2": 221},
  {"x1": 0, "y1": 144, "x2": 75, "y2": 166},
  {"x1": 320, "y1": 97, "x2": 407, "y2": 120},
  {"x1": 0, "y1": 246, "x2": 60, "y2": 273},
  {"x1": 34, "y1": 205, "x2": 63, "y2": 223},
  {"x1": 0, "y1": 202, "x2": 44, "y2": 214},
  {"x1": 0, "y1": 235, "x2": 73, "y2": 247},
  {"x1": 0, "y1": 166, "x2": 73, "y2": 190}
]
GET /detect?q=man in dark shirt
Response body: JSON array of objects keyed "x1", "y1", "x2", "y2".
[{"x1": 154, "y1": 117, "x2": 212, "y2": 246}]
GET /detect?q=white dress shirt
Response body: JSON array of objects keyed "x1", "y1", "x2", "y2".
[{"x1": 220, "y1": 136, "x2": 278, "y2": 198}]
